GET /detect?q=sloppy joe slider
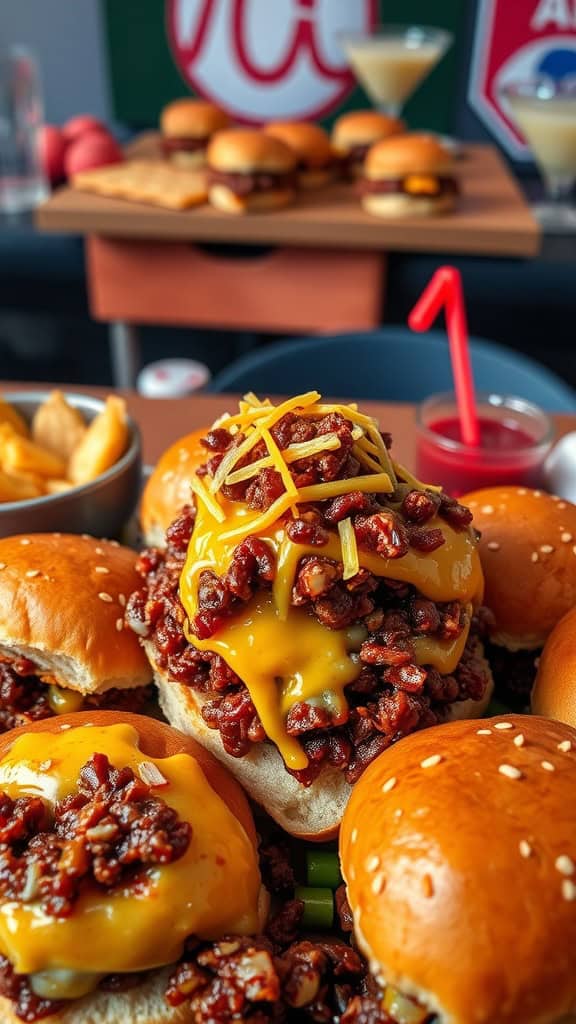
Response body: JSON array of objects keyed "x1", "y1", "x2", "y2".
[
  {"x1": 140, "y1": 427, "x2": 210, "y2": 548},
  {"x1": 332, "y1": 110, "x2": 405, "y2": 179},
  {"x1": 129, "y1": 392, "x2": 492, "y2": 837},
  {"x1": 340, "y1": 714, "x2": 576, "y2": 1024},
  {"x1": 160, "y1": 98, "x2": 229, "y2": 168},
  {"x1": 264, "y1": 121, "x2": 336, "y2": 188},
  {"x1": 0, "y1": 711, "x2": 266, "y2": 1022},
  {"x1": 0, "y1": 533, "x2": 152, "y2": 730},
  {"x1": 360, "y1": 133, "x2": 457, "y2": 217},
  {"x1": 206, "y1": 129, "x2": 297, "y2": 213}
]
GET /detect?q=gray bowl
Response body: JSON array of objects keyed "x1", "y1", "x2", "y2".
[{"x1": 0, "y1": 392, "x2": 141, "y2": 539}]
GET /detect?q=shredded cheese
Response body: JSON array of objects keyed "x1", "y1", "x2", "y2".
[
  {"x1": 298, "y1": 473, "x2": 393, "y2": 502},
  {"x1": 394, "y1": 461, "x2": 442, "y2": 493},
  {"x1": 338, "y1": 518, "x2": 360, "y2": 580},
  {"x1": 220, "y1": 491, "x2": 295, "y2": 541},
  {"x1": 189, "y1": 474, "x2": 225, "y2": 523},
  {"x1": 352, "y1": 443, "x2": 384, "y2": 475},
  {"x1": 260, "y1": 427, "x2": 298, "y2": 500},
  {"x1": 225, "y1": 433, "x2": 342, "y2": 486}
]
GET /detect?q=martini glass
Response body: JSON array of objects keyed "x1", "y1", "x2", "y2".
[
  {"x1": 502, "y1": 79, "x2": 576, "y2": 230},
  {"x1": 339, "y1": 24, "x2": 453, "y2": 118}
]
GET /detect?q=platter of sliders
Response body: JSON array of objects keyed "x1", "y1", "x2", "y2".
[
  {"x1": 37, "y1": 99, "x2": 539, "y2": 258},
  {"x1": 0, "y1": 388, "x2": 575, "y2": 1023}
]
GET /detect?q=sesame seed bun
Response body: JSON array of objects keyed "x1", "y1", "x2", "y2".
[
  {"x1": 364, "y1": 133, "x2": 453, "y2": 180},
  {"x1": 532, "y1": 606, "x2": 576, "y2": 727},
  {"x1": 208, "y1": 183, "x2": 295, "y2": 215},
  {"x1": 462, "y1": 487, "x2": 576, "y2": 650},
  {"x1": 0, "y1": 533, "x2": 151, "y2": 693},
  {"x1": 140, "y1": 428, "x2": 209, "y2": 548},
  {"x1": 160, "y1": 99, "x2": 229, "y2": 140},
  {"x1": 207, "y1": 129, "x2": 297, "y2": 175},
  {"x1": 332, "y1": 110, "x2": 405, "y2": 153},
  {"x1": 340, "y1": 714, "x2": 576, "y2": 1024}
]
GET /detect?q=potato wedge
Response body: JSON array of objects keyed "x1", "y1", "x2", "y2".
[
  {"x1": 32, "y1": 390, "x2": 87, "y2": 460},
  {"x1": 0, "y1": 398, "x2": 28, "y2": 438},
  {"x1": 2, "y1": 434, "x2": 66, "y2": 479},
  {"x1": 68, "y1": 396, "x2": 129, "y2": 485},
  {"x1": 0, "y1": 469, "x2": 44, "y2": 502}
]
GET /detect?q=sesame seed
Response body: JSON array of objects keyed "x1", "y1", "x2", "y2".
[
  {"x1": 0, "y1": 563, "x2": 6, "y2": 570},
  {"x1": 365, "y1": 855, "x2": 380, "y2": 873},
  {"x1": 498, "y1": 764, "x2": 523, "y2": 780},
  {"x1": 39, "y1": 760, "x2": 52, "y2": 771},
  {"x1": 95, "y1": 546, "x2": 104, "y2": 555},
  {"x1": 351, "y1": 828, "x2": 358, "y2": 844},
  {"x1": 382, "y1": 777, "x2": 397, "y2": 793},
  {"x1": 161, "y1": 470, "x2": 174, "y2": 482},
  {"x1": 118, "y1": 594, "x2": 126, "y2": 607},
  {"x1": 349, "y1": 865, "x2": 356, "y2": 881},
  {"x1": 98, "y1": 592, "x2": 113, "y2": 603},
  {"x1": 115, "y1": 618, "x2": 124, "y2": 632},
  {"x1": 25, "y1": 570, "x2": 40, "y2": 578},
  {"x1": 94, "y1": 566, "x2": 110, "y2": 574},
  {"x1": 519, "y1": 840, "x2": 532, "y2": 859},
  {"x1": 371, "y1": 873, "x2": 386, "y2": 895},
  {"x1": 393, "y1": 808, "x2": 403, "y2": 820},
  {"x1": 19, "y1": 538, "x2": 30, "y2": 545},
  {"x1": 420, "y1": 754, "x2": 443, "y2": 769},
  {"x1": 540, "y1": 544, "x2": 554, "y2": 554},
  {"x1": 533, "y1": 490, "x2": 542, "y2": 497},
  {"x1": 562, "y1": 879, "x2": 576, "y2": 901},
  {"x1": 562, "y1": 533, "x2": 573, "y2": 543},
  {"x1": 558, "y1": 740, "x2": 573, "y2": 753},
  {"x1": 487, "y1": 541, "x2": 500, "y2": 551},
  {"x1": 477, "y1": 729, "x2": 492, "y2": 735},
  {"x1": 541, "y1": 760, "x2": 555, "y2": 772},
  {"x1": 81, "y1": 533, "x2": 91, "y2": 540},
  {"x1": 517, "y1": 488, "x2": 527, "y2": 495},
  {"x1": 481, "y1": 505, "x2": 494, "y2": 514},
  {"x1": 556, "y1": 855, "x2": 575, "y2": 876},
  {"x1": 514, "y1": 734, "x2": 525, "y2": 748},
  {"x1": 59, "y1": 723, "x2": 71, "y2": 730},
  {"x1": 494, "y1": 722, "x2": 514, "y2": 730},
  {"x1": 52, "y1": 532, "x2": 61, "y2": 537},
  {"x1": 109, "y1": 540, "x2": 119, "y2": 548},
  {"x1": 531, "y1": 552, "x2": 539, "y2": 563},
  {"x1": 559, "y1": 502, "x2": 567, "y2": 510}
]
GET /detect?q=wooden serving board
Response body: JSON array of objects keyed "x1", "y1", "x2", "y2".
[{"x1": 36, "y1": 137, "x2": 539, "y2": 258}]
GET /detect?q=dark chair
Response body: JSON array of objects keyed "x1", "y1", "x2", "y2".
[{"x1": 210, "y1": 329, "x2": 576, "y2": 411}]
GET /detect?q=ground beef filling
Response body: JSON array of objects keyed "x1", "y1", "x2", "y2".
[
  {"x1": 162, "y1": 135, "x2": 208, "y2": 155},
  {"x1": 0, "y1": 656, "x2": 152, "y2": 734},
  {"x1": 127, "y1": 412, "x2": 490, "y2": 788},
  {"x1": 358, "y1": 175, "x2": 458, "y2": 198},
  {"x1": 208, "y1": 167, "x2": 297, "y2": 196}
]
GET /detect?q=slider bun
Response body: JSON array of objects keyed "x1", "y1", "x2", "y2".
[
  {"x1": 0, "y1": 710, "x2": 257, "y2": 1024},
  {"x1": 332, "y1": 110, "x2": 405, "y2": 151},
  {"x1": 532, "y1": 606, "x2": 576, "y2": 726},
  {"x1": 462, "y1": 487, "x2": 576, "y2": 650},
  {"x1": 362, "y1": 192, "x2": 455, "y2": 218},
  {"x1": 208, "y1": 184, "x2": 295, "y2": 214},
  {"x1": 365, "y1": 133, "x2": 453, "y2": 180},
  {"x1": 154, "y1": 663, "x2": 350, "y2": 839},
  {"x1": 0, "y1": 533, "x2": 151, "y2": 693},
  {"x1": 160, "y1": 98, "x2": 229, "y2": 139},
  {"x1": 265, "y1": 121, "x2": 333, "y2": 169},
  {"x1": 140, "y1": 427, "x2": 209, "y2": 547},
  {"x1": 340, "y1": 714, "x2": 576, "y2": 1024},
  {"x1": 207, "y1": 129, "x2": 297, "y2": 174}
]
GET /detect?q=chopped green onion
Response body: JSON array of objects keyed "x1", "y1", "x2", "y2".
[
  {"x1": 294, "y1": 886, "x2": 334, "y2": 930},
  {"x1": 306, "y1": 850, "x2": 342, "y2": 889}
]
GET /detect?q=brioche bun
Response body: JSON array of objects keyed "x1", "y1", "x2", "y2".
[
  {"x1": 140, "y1": 428, "x2": 209, "y2": 547},
  {"x1": 208, "y1": 183, "x2": 295, "y2": 215},
  {"x1": 207, "y1": 130, "x2": 296, "y2": 174},
  {"x1": 361, "y1": 191, "x2": 455, "y2": 218},
  {"x1": 341, "y1": 714, "x2": 576, "y2": 1024},
  {"x1": 332, "y1": 110, "x2": 405, "y2": 152},
  {"x1": 463, "y1": 487, "x2": 576, "y2": 650},
  {"x1": 160, "y1": 99, "x2": 229, "y2": 140},
  {"x1": 264, "y1": 121, "x2": 334, "y2": 187},
  {"x1": 0, "y1": 533, "x2": 151, "y2": 693},
  {"x1": 364, "y1": 133, "x2": 453, "y2": 180},
  {"x1": 532, "y1": 605, "x2": 576, "y2": 726}
]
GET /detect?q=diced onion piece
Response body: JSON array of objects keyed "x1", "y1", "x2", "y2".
[
  {"x1": 383, "y1": 987, "x2": 429, "y2": 1024},
  {"x1": 190, "y1": 473, "x2": 225, "y2": 523},
  {"x1": 138, "y1": 761, "x2": 169, "y2": 788},
  {"x1": 338, "y1": 517, "x2": 359, "y2": 581}
]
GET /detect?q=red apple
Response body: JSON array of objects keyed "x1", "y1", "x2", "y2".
[
  {"x1": 62, "y1": 114, "x2": 106, "y2": 143},
  {"x1": 37, "y1": 124, "x2": 66, "y2": 185},
  {"x1": 64, "y1": 131, "x2": 123, "y2": 177}
]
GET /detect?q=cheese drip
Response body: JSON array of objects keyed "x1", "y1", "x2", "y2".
[
  {"x1": 0, "y1": 724, "x2": 262, "y2": 981},
  {"x1": 180, "y1": 498, "x2": 483, "y2": 769}
]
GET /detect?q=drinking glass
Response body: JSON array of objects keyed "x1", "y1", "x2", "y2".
[
  {"x1": 0, "y1": 46, "x2": 48, "y2": 214},
  {"x1": 502, "y1": 79, "x2": 576, "y2": 230},
  {"x1": 338, "y1": 24, "x2": 453, "y2": 118}
]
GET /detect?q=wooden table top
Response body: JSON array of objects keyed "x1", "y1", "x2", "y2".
[
  {"x1": 36, "y1": 141, "x2": 539, "y2": 259},
  {"x1": 2, "y1": 384, "x2": 574, "y2": 470}
]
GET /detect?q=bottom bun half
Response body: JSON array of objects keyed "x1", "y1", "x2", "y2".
[
  {"x1": 154, "y1": 663, "x2": 351, "y2": 840},
  {"x1": 362, "y1": 192, "x2": 455, "y2": 218},
  {"x1": 209, "y1": 184, "x2": 295, "y2": 214},
  {"x1": 168, "y1": 149, "x2": 206, "y2": 170}
]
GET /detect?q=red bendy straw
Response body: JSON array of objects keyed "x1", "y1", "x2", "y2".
[{"x1": 408, "y1": 266, "x2": 480, "y2": 448}]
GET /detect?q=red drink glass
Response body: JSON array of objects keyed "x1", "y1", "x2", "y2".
[{"x1": 416, "y1": 393, "x2": 553, "y2": 497}]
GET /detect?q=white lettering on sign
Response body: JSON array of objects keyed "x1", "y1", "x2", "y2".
[{"x1": 531, "y1": 0, "x2": 576, "y2": 31}]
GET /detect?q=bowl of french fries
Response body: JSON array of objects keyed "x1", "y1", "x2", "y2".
[{"x1": 0, "y1": 391, "x2": 141, "y2": 538}]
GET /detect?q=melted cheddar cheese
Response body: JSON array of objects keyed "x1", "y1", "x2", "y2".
[{"x1": 0, "y1": 724, "x2": 262, "y2": 981}]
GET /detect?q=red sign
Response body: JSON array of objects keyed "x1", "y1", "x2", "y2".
[
  {"x1": 469, "y1": 0, "x2": 576, "y2": 159},
  {"x1": 166, "y1": 0, "x2": 377, "y2": 124}
]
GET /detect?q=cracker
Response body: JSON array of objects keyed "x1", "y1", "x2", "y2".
[{"x1": 72, "y1": 160, "x2": 208, "y2": 209}]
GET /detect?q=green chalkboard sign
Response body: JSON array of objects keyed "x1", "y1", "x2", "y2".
[{"x1": 102, "y1": 0, "x2": 464, "y2": 133}]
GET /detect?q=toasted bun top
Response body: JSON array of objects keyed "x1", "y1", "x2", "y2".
[
  {"x1": 0, "y1": 533, "x2": 151, "y2": 692},
  {"x1": 532, "y1": 605, "x2": 576, "y2": 727},
  {"x1": 332, "y1": 110, "x2": 405, "y2": 150},
  {"x1": 207, "y1": 129, "x2": 297, "y2": 173},
  {"x1": 160, "y1": 98, "x2": 230, "y2": 138},
  {"x1": 264, "y1": 121, "x2": 333, "y2": 168},
  {"x1": 341, "y1": 714, "x2": 576, "y2": 1024},
  {"x1": 364, "y1": 133, "x2": 453, "y2": 179},
  {"x1": 462, "y1": 487, "x2": 576, "y2": 649},
  {"x1": 140, "y1": 427, "x2": 209, "y2": 546}
]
